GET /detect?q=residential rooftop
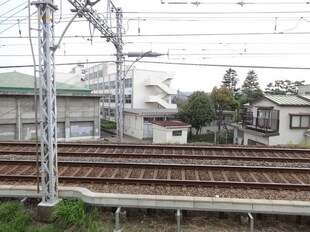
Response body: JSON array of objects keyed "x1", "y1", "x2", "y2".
[{"x1": 264, "y1": 95, "x2": 310, "y2": 106}]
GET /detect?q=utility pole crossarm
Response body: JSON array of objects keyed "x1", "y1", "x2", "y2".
[
  {"x1": 67, "y1": 0, "x2": 124, "y2": 142},
  {"x1": 67, "y1": 0, "x2": 118, "y2": 45}
]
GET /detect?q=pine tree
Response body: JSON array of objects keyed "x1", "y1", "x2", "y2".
[
  {"x1": 240, "y1": 70, "x2": 263, "y2": 104},
  {"x1": 221, "y1": 68, "x2": 239, "y2": 97},
  {"x1": 264, "y1": 80, "x2": 305, "y2": 95}
]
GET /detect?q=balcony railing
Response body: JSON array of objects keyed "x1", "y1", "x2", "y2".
[{"x1": 242, "y1": 114, "x2": 279, "y2": 134}]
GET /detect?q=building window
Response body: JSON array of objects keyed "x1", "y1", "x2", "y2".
[
  {"x1": 103, "y1": 94, "x2": 109, "y2": 103},
  {"x1": 110, "y1": 95, "x2": 115, "y2": 103},
  {"x1": 290, "y1": 115, "x2": 310, "y2": 129},
  {"x1": 99, "y1": 69, "x2": 104, "y2": 77},
  {"x1": 155, "y1": 117, "x2": 164, "y2": 121},
  {"x1": 144, "y1": 117, "x2": 154, "y2": 123},
  {"x1": 110, "y1": 81, "x2": 116, "y2": 89},
  {"x1": 104, "y1": 108, "x2": 109, "y2": 118},
  {"x1": 125, "y1": 95, "x2": 132, "y2": 104},
  {"x1": 110, "y1": 109, "x2": 115, "y2": 117},
  {"x1": 103, "y1": 82, "x2": 109, "y2": 90},
  {"x1": 172, "y1": 130, "x2": 182, "y2": 136},
  {"x1": 125, "y1": 78, "x2": 132, "y2": 88}
]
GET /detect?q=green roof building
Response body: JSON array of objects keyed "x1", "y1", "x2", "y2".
[
  {"x1": 0, "y1": 71, "x2": 100, "y2": 141},
  {"x1": 0, "y1": 71, "x2": 91, "y2": 95}
]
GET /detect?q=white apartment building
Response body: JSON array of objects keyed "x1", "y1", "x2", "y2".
[{"x1": 84, "y1": 62, "x2": 178, "y2": 139}]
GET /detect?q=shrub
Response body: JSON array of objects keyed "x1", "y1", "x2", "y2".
[{"x1": 100, "y1": 119, "x2": 116, "y2": 130}]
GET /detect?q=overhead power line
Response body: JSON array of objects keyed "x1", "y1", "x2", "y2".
[
  {"x1": 1, "y1": 59, "x2": 310, "y2": 71},
  {"x1": 2, "y1": 30, "x2": 310, "y2": 39},
  {"x1": 0, "y1": 1, "x2": 27, "y2": 20},
  {"x1": 0, "y1": 0, "x2": 10, "y2": 7},
  {"x1": 161, "y1": 1, "x2": 310, "y2": 6},
  {"x1": 0, "y1": 11, "x2": 36, "y2": 35},
  {"x1": 132, "y1": 60, "x2": 310, "y2": 70}
]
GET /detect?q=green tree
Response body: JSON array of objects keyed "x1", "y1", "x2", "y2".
[
  {"x1": 240, "y1": 70, "x2": 264, "y2": 104},
  {"x1": 264, "y1": 80, "x2": 305, "y2": 95},
  {"x1": 177, "y1": 91, "x2": 215, "y2": 135},
  {"x1": 210, "y1": 86, "x2": 236, "y2": 131},
  {"x1": 221, "y1": 68, "x2": 239, "y2": 97}
]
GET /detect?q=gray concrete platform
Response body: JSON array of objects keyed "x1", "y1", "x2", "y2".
[{"x1": 1, "y1": 185, "x2": 310, "y2": 216}]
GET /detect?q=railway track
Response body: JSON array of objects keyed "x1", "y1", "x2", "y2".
[
  {"x1": 1, "y1": 159, "x2": 310, "y2": 191},
  {"x1": 0, "y1": 141, "x2": 309, "y2": 163},
  {"x1": 0, "y1": 141, "x2": 309, "y2": 191}
]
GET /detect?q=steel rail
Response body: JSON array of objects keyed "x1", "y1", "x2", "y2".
[
  {"x1": 1, "y1": 175, "x2": 310, "y2": 191},
  {"x1": 0, "y1": 141, "x2": 309, "y2": 153},
  {"x1": 0, "y1": 150, "x2": 309, "y2": 163},
  {"x1": 0, "y1": 159, "x2": 310, "y2": 172}
]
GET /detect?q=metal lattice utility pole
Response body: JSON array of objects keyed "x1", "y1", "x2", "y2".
[
  {"x1": 115, "y1": 8, "x2": 124, "y2": 142},
  {"x1": 32, "y1": 0, "x2": 59, "y2": 204},
  {"x1": 68, "y1": 0, "x2": 124, "y2": 142}
]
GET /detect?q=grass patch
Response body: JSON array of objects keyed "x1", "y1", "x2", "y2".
[
  {"x1": 0, "y1": 201, "x2": 33, "y2": 232},
  {"x1": 52, "y1": 199, "x2": 109, "y2": 232},
  {"x1": 0, "y1": 200, "x2": 112, "y2": 232}
]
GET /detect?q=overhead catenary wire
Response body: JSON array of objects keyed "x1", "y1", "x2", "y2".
[
  {"x1": 0, "y1": 11, "x2": 36, "y2": 35},
  {"x1": 1, "y1": 59, "x2": 310, "y2": 70},
  {"x1": 2, "y1": 30, "x2": 310, "y2": 39},
  {"x1": 0, "y1": 1, "x2": 27, "y2": 22},
  {"x1": 161, "y1": 1, "x2": 310, "y2": 5},
  {"x1": 0, "y1": 0, "x2": 10, "y2": 7}
]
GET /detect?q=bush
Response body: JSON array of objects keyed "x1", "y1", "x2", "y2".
[{"x1": 100, "y1": 119, "x2": 116, "y2": 130}]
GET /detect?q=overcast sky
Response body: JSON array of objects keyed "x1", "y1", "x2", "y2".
[{"x1": 1, "y1": 0, "x2": 310, "y2": 92}]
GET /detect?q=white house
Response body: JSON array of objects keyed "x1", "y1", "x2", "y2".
[
  {"x1": 233, "y1": 95, "x2": 310, "y2": 145},
  {"x1": 84, "y1": 62, "x2": 177, "y2": 139},
  {"x1": 152, "y1": 120, "x2": 191, "y2": 144},
  {"x1": 124, "y1": 108, "x2": 178, "y2": 140}
]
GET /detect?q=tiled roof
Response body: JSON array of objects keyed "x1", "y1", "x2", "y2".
[
  {"x1": 264, "y1": 95, "x2": 310, "y2": 106},
  {"x1": 0, "y1": 71, "x2": 91, "y2": 94},
  {"x1": 299, "y1": 95, "x2": 310, "y2": 101},
  {"x1": 153, "y1": 120, "x2": 190, "y2": 127}
]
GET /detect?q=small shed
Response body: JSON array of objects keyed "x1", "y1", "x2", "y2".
[{"x1": 152, "y1": 120, "x2": 191, "y2": 144}]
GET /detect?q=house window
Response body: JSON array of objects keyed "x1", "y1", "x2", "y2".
[
  {"x1": 172, "y1": 130, "x2": 182, "y2": 136},
  {"x1": 290, "y1": 115, "x2": 310, "y2": 129}
]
